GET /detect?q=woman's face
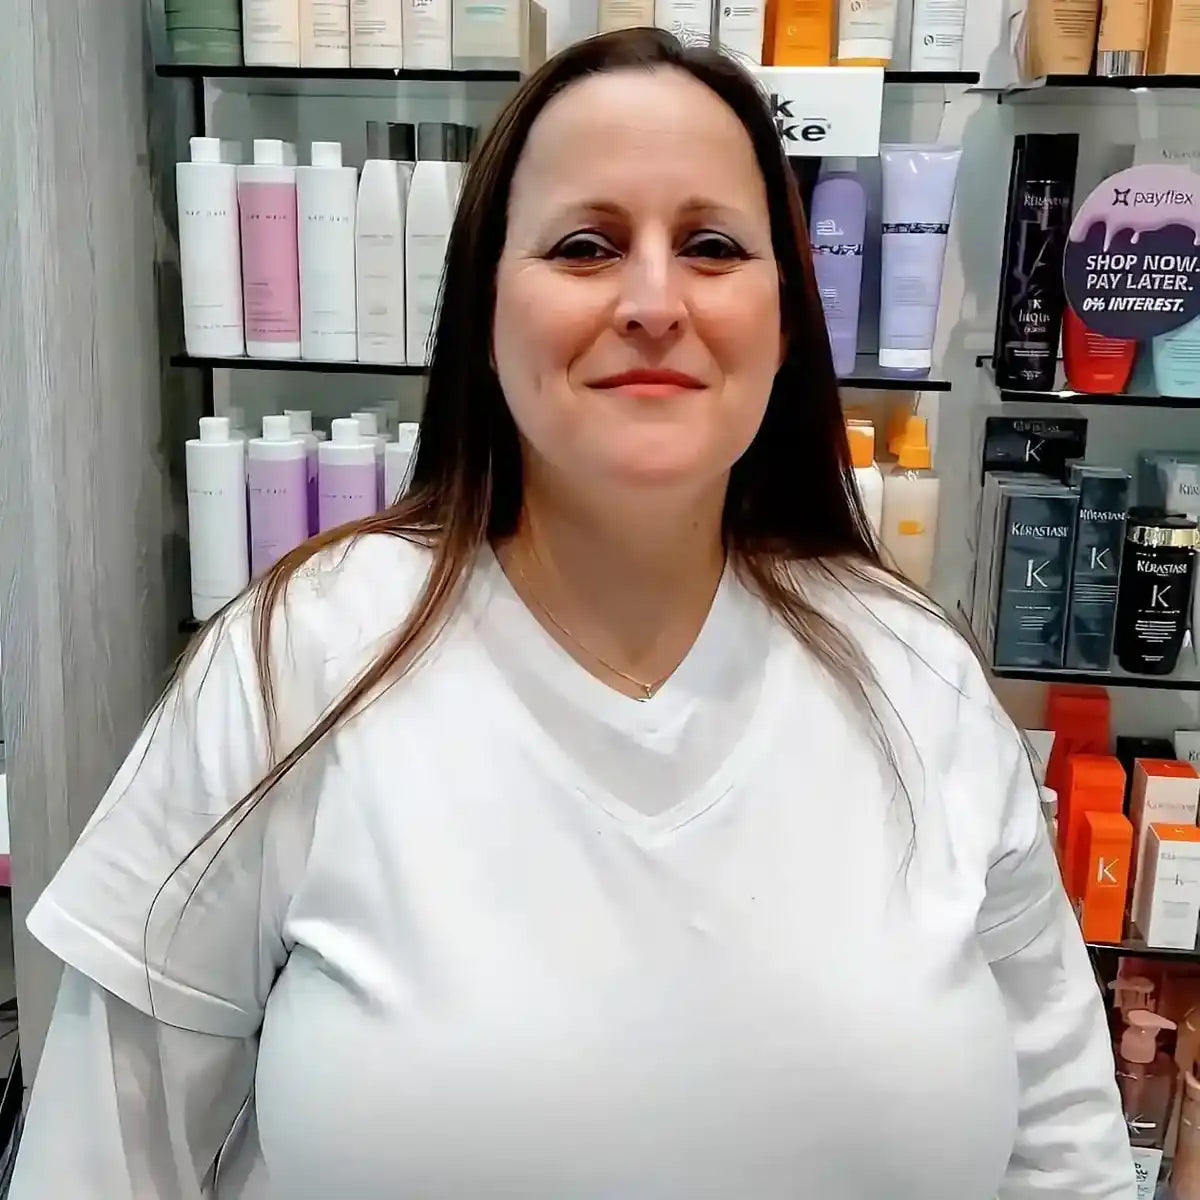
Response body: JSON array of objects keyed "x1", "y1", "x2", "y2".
[{"x1": 493, "y1": 67, "x2": 783, "y2": 497}]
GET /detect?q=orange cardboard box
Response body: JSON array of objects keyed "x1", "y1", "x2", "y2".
[
  {"x1": 1079, "y1": 810, "x2": 1133, "y2": 945},
  {"x1": 1061, "y1": 754, "x2": 1126, "y2": 899}
]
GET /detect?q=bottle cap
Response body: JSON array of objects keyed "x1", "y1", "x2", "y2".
[
  {"x1": 285, "y1": 410, "x2": 313, "y2": 434},
  {"x1": 846, "y1": 422, "x2": 875, "y2": 470},
  {"x1": 1127, "y1": 512, "x2": 1200, "y2": 550},
  {"x1": 253, "y1": 139, "x2": 295, "y2": 167},
  {"x1": 198, "y1": 416, "x2": 232, "y2": 443},
  {"x1": 367, "y1": 121, "x2": 416, "y2": 163},
  {"x1": 351, "y1": 411, "x2": 379, "y2": 437},
  {"x1": 396, "y1": 421, "x2": 420, "y2": 451},
  {"x1": 190, "y1": 136, "x2": 223, "y2": 164},
  {"x1": 261, "y1": 414, "x2": 294, "y2": 441},
  {"x1": 1018, "y1": 133, "x2": 1080, "y2": 183},
  {"x1": 417, "y1": 122, "x2": 458, "y2": 163},
  {"x1": 330, "y1": 417, "x2": 365, "y2": 445},
  {"x1": 1121, "y1": 1009, "x2": 1176, "y2": 1064},
  {"x1": 310, "y1": 141, "x2": 343, "y2": 168},
  {"x1": 896, "y1": 416, "x2": 931, "y2": 470}
]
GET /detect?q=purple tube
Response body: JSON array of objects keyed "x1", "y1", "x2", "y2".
[{"x1": 809, "y1": 169, "x2": 867, "y2": 379}]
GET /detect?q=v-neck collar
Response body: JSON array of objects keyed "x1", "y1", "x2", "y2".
[{"x1": 463, "y1": 545, "x2": 782, "y2": 833}]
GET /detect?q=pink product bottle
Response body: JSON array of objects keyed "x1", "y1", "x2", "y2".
[
  {"x1": 1116, "y1": 1009, "x2": 1178, "y2": 1200},
  {"x1": 247, "y1": 414, "x2": 310, "y2": 576},
  {"x1": 285, "y1": 409, "x2": 323, "y2": 534},
  {"x1": 238, "y1": 139, "x2": 301, "y2": 359},
  {"x1": 318, "y1": 418, "x2": 379, "y2": 531}
]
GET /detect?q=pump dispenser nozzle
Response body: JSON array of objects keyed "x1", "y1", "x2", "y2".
[
  {"x1": 1122, "y1": 1009, "x2": 1176, "y2": 1064},
  {"x1": 1110, "y1": 976, "x2": 1156, "y2": 1020}
]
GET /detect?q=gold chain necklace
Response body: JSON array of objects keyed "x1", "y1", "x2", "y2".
[{"x1": 512, "y1": 555, "x2": 674, "y2": 702}]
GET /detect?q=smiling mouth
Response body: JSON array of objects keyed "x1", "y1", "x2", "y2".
[{"x1": 587, "y1": 370, "x2": 706, "y2": 396}]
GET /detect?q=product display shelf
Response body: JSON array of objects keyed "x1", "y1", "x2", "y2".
[
  {"x1": 841, "y1": 355, "x2": 951, "y2": 391},
  {"x1": 976, "y1": 357, "x2": 1200, "y2": 409},
  {"x1": 157, "y1": 63, "x2": 522, "y2": 84},
  {"x1": 173, "y1": 351, "x2": 948, "y2": 390},
  {"x1": 171, "y1": 353, "x2": 427, "y2": 376},
  {"x1": 1087, "y1": 938, "x2": 1200, "y2": 962},
  {"x1": 992, "y1": 663, "x2": 1200, "y2": 690},
  {"x1": 996, "y1": 74, "x2": 1200, "y2": 100}
]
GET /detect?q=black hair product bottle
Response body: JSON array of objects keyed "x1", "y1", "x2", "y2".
[
  {"x1": 1114, "y1": 511, "x2": 1199, "y2": 676},
  {"x1": 992, "y1": 133, "x2": 1080, "y2": 392}
]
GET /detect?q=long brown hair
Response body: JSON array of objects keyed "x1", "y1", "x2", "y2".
[{"x1": 175, "y1": 28, "x2": 920, "y2": 845}]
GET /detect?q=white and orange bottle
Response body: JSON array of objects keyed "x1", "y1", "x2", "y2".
[
  {"x1": 880, "y1": 416, "x2": 939, "y2": 588},
  {"x1": 846, "y1": 421, "x2": 883, "y2": 543}
]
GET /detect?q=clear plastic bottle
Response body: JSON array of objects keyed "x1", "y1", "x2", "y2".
[{"x1": 1116, "y1": 1009, "x2": 1177, "y2": 1199}]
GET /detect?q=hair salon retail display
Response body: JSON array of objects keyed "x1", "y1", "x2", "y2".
[
  {"x1": 969, "y1": 417, "x2": 1200, "y2": 678},
  {"x1": 184, "y1": 410, "x2": 419, "y2": 619},
  {"x1": 163, "y1": 0, "x2": 971, "y2": 70},
  {"x1": 1012, "y1": 0, "x2": 1200, "y2": 79},
  {"x1": 992, "y1": 139, "x2": 1200, "y2": 400},
  {"x1": 179, "y1": 137, "x2": 962, "y2": 380},
  {"x1": 177, "y1": 126, "x2": 473, "y2": 366}
]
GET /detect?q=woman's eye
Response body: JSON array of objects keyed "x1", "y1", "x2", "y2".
[
  {"x1": 548, "y1": 234, "x2": 618, "y2": 262},
  {"x1": 682, "y1": 232, "x2": 746, "y2": 260}
]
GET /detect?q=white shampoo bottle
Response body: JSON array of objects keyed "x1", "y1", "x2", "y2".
[
  {"x1": 286, "y1": 408, "x2": 324, "y2": 534},
  {"x1": 242, "y1": 0, "x2": 302, "y2": 66},
  {"x1": 357, "y1": 121, "x2": 415, "y2": 365},
  {"x1": 301, "y1": 0, "x2": 352, "y2": 64},
  {"x1": 384, "y1": 421, "x2": 420, "y2": 505},
  {"x1": 402, "y1": 0, "x2": 452, "y2": 67},
  {"x1": 847, "y1": 422, "x2": 884, "y2": 542},
  {"x1": 185, "y1": 416, "x2": 249, "y2": 621},
  {"x1": 406, "y1": 123, "x2": 462, "y2": 366},
  {"x1": 352, "y1": 0, "x2": 404, "y2": 65},
  {"x1": 654, "y1": 0, "x2": 712, "y2": 44},
  {"x1": 717, "y1": 0, "x2": 766, "y2": 63},
  {"x1": 298, "y1": 141, "x2": 359, "y2": 363},
  {"x1": 352, "y1": 409, "x2": 388, "y2": 506},
  {"x1": 177, "y1": 136, "x2": 245, "y2": 358}
]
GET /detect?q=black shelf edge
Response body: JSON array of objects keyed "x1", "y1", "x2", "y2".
[
  {"x1": 975, "y1": 355, "x2": 1200, "y2": 408},
  {"x1": 842, "y1": 355, "x2": 951, "y2": 391},
  {"x1": 156, "y1": 63, "x2": 520, "y2": 82},
  {"x1": 1088, "y1": 940, "x2": 1200, "y2": 961},
  {"x1": 992, "y1": 665, "x2": 1200, "y2": 690},
  {"x1": 172, "y1": 352, "x2": 945, "y2": 389},
  {"x1": 884, "y1": 70, "x2": 979, "y2": 84},
  {"x1": 171, "y1": 354, "x2": 427, "y2": 375}
]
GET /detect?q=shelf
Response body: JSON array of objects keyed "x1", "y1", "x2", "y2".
[
  {"x1": 156, "y1": 63, "x2": 520, "y2": 83},
  {"x1": 174, "y1": 352, "x2": 949, "y2": 389},
  {"x1": 171, "y1": 354, "x2": 426, "y2": 376},
  {"x1": 883, "y1": 70, "x2": 979, "y2": 85},
  {"x1": 840, "y1": 355, "x2": 951, "y2": 391},
  {"x1": 992, "y1": 664, "x2": 1200, "y2": 690},
  {"x1": 1088, "y1": 939, "x2": 1200, "y2": 961},
  {"x1": 976, "y1": 357, "x2": 1200, "y2": 408},
  {"x1": 997, "y1": 73, "x2": 1200, "y2": 100}
]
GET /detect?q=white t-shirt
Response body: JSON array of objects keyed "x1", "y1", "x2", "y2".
[{"x1": 14, "y1": 536, "x2": 1134, "y2": 1199}]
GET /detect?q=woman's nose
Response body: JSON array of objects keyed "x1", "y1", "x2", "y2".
[{"x1": 612, "y1": 244, "x2": 687, "y2": 340}]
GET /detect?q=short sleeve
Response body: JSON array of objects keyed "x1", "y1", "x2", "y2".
[{"x1": 27, "y1": 601, "x2": 321, "y2": 1036}]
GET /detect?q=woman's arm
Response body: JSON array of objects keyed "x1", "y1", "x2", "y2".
[
  {"x1": 975, "y1": 718, "x2": 1135, "y2": 1199},
  {"x1": 11, "y1": 968, "x2": 263, "y2": 1198}
]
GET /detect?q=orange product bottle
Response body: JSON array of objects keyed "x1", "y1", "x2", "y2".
[
  {"x1": 1078, "y1": 810, "x2": 1133, "y2": 945},
  {"x1": 1061, "y1": 753, "x2": 1126, "y2": 897},
  {"x1": 769, "y1": 0, "x2": 835, "y2": 65}
]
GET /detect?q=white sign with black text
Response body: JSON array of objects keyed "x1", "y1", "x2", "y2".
[{"x1": 751, "y1": 66, "x2": 885, "y2": 159}]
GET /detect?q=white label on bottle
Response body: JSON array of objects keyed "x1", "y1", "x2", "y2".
[{"x1": 1131, "y1": 1146, "x2": 1162, "y2": 1200}]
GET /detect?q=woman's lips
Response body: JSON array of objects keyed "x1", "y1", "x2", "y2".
[{"x1": 587, "y1": 369, "x2": 706, "y2": 397}]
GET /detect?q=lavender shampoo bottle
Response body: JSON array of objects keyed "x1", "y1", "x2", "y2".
[{"x1": 809, "y1": 163, "x2": 867, "y2": 378}]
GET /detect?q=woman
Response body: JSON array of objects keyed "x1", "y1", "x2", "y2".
[{"x1": 12, "y1": 28, "x2": 1132, "y2": 1199}]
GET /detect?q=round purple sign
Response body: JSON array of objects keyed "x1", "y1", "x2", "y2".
[{"x1": 1063, "y1": 164, "x2": 1200, "y2": 340}]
